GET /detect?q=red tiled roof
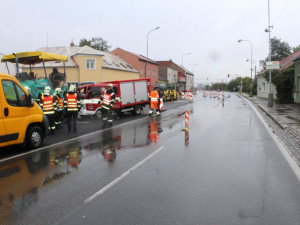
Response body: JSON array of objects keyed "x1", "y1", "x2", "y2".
[
  {"x1": 112, "y1": 48, "x2": 158, "y2": 65},
  {"x1": 280, "y1": 51, "x2": 300, "y2": 70}
]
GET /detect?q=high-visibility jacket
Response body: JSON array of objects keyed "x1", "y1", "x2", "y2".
[
  {"x1": 101, "y1": 90, "x2": 115, "y2": 110},
  {"x1": 40, "y1": 94, "x2": 56, "y2": 115},
  {"x1": 54, "y1": 94, "x2": 64, "y2": 110},
  {"x1": 149, "y1": 91, "x2": 159, "y2": 103},
  {"x1": 65, "y1": 93, "x2": 80, "y2": 112}
]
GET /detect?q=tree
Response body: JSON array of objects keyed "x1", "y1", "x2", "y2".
[
  {"x1": 271, "y1": 66, "x2": 294, "y2": 103},
  {"x1": 293, "y1": 45, "x2": 300, "y2": 53},
  {"x1": 79, "y1": 37, "x2": 111, "y2": 52},
  {"x1": 227, "y1": 77, "x2": 241, "y2": 92},
  {"x1": 270, "y1": 37, "x2": 292, "y2": 61}
]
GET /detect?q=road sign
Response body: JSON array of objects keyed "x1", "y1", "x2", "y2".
[{"x1": 266, "y1": 61, "x2": 280, "y2": 70}]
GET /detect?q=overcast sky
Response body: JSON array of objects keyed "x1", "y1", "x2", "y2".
[{"x1": 1, "y1": 0, "x2": 299, "y2": 84}]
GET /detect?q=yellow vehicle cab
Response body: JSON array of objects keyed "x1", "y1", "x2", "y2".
[{"x1": 0, "y1": 73, "x2": 48, "y2": 148}]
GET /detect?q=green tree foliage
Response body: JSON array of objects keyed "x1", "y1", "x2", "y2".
[
  {"x1": 270, "y1": 37, "x2": 292, "y2": 61},
  {"x1": 241, "y1": 77, "x2": 252, "y2": 93},
  {"x1": 260, "y1": 37, "x2": 292, "y2": 67},
  {"x1": 227, "y1": 77, "x2": 241, "y2": 92},
  {"x1": 293, "y1": 45, "x2": 300, "y2": 53},
  {"x1": 79, "y1": 37, "x2": 111, "y2": 52},
  {"x1": 205, "y1": 84, "x2": 210, "y2": 90},
  {"x1": 270, "y1": 66, "x2": 295, "y2": 103},
  {"x1": 210, "y1": 82, "x2": 227, "y2": 91}
]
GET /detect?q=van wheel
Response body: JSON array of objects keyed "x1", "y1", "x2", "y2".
[
  {"x1": 94, "y1": 109, "x2": 102, "y2": 119},
  {"x1": 132, "y1": 105, "x2": 142, "y2": 115},
  {"x1": 170, "y1": 95, "x2": 174, "y2": 101},
  {"x1": 27, "y1": 126, "x2": 43, "y2": 149}
]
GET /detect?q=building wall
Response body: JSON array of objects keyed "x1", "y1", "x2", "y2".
[
  {"x1": 257, "y1": 76, "x2": 277, "y2": 99},
  {"x1": 73, "y1": 55, "x2": 103, "y2": 83},
  {"x1": 294, "y1": 59, "x2": 300, "y2": 103},
  {"x1": 111, "y1": 48, "x2": 158, "y2": 90},
  {"x1": 102, "y1": 68, "x2": 139, "y2": 82},
  {"x1": 186, "y1": 74, "x2": 194, "y2": 91}
]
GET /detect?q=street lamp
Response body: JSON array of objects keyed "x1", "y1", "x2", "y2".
[
  {"x1": 181, "y1": 53, "x2": 191, "y2": 67},
  {"x1": 265, "y1": 0, "x2": 273, "y2": 107},
  {"x1": 238, "y1": 39, "x2": 253, "y2": 96},
  {"x1": 146, "y1": 26, "x2": 160, "y2": 78}
]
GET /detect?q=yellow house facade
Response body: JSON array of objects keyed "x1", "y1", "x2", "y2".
[{"x1": 23, "y1": 46, "x2": 139, "y2": 83}]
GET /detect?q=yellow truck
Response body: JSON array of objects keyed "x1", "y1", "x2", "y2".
[{"x1": 0, "y1": 73, "x2": 48, "y2": 148}]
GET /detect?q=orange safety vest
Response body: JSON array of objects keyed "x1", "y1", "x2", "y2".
[
  {"x1": 102, "y1": 91, "x2": 113, "y2": 106},
  {"x1": 66, "y1": 93, "x2": 78, "y2": 111},
  {"x1": 56, "y1": 95, "x2": 63, "y2": 110},
  {"x1": 42, "y1": 95, "x2": 55, "y2": 115},
  {"x1": 149, "y1": 91, "x2": 159, "y2": 103}
]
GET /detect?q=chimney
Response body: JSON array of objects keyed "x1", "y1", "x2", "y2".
[{"x1": 70, "y1": 39, "x2": 75, "y2": 47}]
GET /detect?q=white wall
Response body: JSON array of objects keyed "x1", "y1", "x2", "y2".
[
  {"x1": 257, "y1": 76, "x2": 277, "y2": 99},
  {"x1": 167, "y1": 68, "x2": 178, "y2": 83}
]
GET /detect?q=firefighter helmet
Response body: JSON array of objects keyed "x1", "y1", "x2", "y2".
[
  {"x1": 55, "y1": 87, "x2": 62, "y2": 94},
  {"x1": 24, "y1": 86, "x2": 31, "y2": 93},
  {"x1": 107, "y1": 83, "x2": 113, "y2": 88},
  {"x1": 44, "y1": 86, "x2": 51, "y2": 94},
  {"x1": 69, "y1": 85, "x2": 76, "y2": 92}
]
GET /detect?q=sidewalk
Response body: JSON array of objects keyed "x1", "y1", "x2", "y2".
[{"x1": 241, "y1": 93, "x2": 300, "y2": 166}]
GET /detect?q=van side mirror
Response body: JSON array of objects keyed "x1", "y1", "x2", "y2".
[{"x1": 26, "y1": 94, "x2": 35, "y2": 108}]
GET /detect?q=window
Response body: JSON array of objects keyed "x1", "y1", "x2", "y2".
[
  {"x1": 112, "y1": 61, "x2": 120, "y2": 67},
  {"x1": 127, "y1": 64, "x2": 133, "y2": 69},
  {"x1": 2, "y1": 80, "x2": 26, "y2": 107},
  {"x1": 120, "y1": 63, "x2": 127, "y2": 68},
  {"x1": 86, "y1": 59, "x2": 96, "y2": 70},
  {"x1": 87, "y1": 87, "x2": 101, "y2": 99}
]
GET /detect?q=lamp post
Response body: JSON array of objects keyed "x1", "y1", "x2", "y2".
[
  {"x1": 265, "y1": 0, "x2": 273, "y2": 107},
  {"x1": 181, "y1": 53, "x2": 191, "y2": 67},
  {"x1": 238, "y1": 39, "x2": 253, "y2": 97},
  {"x1": 246, "y1": 59, "x2": 256, "y2": 76},
  {"x1": 146, "y1": 27, "x2": 160, "y2": 78}
]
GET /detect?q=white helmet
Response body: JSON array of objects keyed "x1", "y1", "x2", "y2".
[
  {"x1": 44, "y1": 86, "x2": 51, "y2": 95},
  {"x1": 24, "y1": 86, "x2": 31, "y2": 93},
  {"x1": 55, "y1": 87, "x2": 62, "y2": 94},
  {"x1": 107, "y1": 83, "x2": 113, "y2": 88},
  {"x1": 69, "y1": 84, "x2": 76, "y2": 92}
]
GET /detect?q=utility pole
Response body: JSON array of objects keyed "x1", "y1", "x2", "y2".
[{"x1": 267, "y1": 0, "x2": 273, "y2": 107}]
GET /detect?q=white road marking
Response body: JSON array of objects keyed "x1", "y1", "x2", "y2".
[
  {"x1": 243, "y1": 97, "x2": 300, "y2": 182},
  {"x1": 84, "y1": 146, "x2": 165, "y2": 204}
]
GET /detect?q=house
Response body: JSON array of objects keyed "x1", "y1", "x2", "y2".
[
  {"x1": 0, "y1": 52, "x2": 16, "y2": 75},
  {"x1": 256, "y1": 72, "x2": 277, "y2": 99},
  {"x1": 157, "y1": 60, "x2": 180, "y2": 84},
  {"x1": 111, "y1": 48, "x2": 159, "y2": 90},
  {"x1": 256, "y1": 51, "x2": 300, "y2": 99},
  {"x1": 179, "y1": 66, "x2": 194, "y2": 91},
  {"x1": 22, "y1": 45, "x2": 139, "y2": 83},
  {"x1": 294, "y1": 56, "x2": 300, "y2": 103}
]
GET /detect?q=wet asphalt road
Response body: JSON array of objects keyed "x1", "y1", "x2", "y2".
[{"x1": 0, "y1": 93, "x2": 300, "y2": 225}]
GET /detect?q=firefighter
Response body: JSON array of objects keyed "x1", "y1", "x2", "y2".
[
  {"x1": 99, "y1": 83, "x2": 115, "y2": 128},
  {"x1": 149, "y1": 87, "x2": 160, "y2": 116},
  {"x1": 38, "y1": 86, "x2": 57, "y2": 135},
  {"x1": 54, "y1": 88, "x2": 64, "y2": 129},
  {"x1": 64, "y1": 85, "x2": 81, "y2": 132}
]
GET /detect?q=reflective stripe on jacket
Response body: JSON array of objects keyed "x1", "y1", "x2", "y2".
[
  {"x1": 66, "y1": 93, "x2": 79, "y2": 112},
  {"x1": 42, "y1": 95, "x2": 55, "y2": 115},
  {"x1": 55, "y1": 94, "x2": 64, "y2": 110},
  {"x1": 149, "y1": 91, "x2": 159, "y2": 103}
]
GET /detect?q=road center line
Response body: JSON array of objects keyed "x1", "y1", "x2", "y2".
[{"x1": 84, "y1": 146, "x2": 165, "y2": 204}]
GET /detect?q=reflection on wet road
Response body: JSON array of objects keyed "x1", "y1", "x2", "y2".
[{"x1": 0, "y1": 93, "x2": 300, "y2": 225}]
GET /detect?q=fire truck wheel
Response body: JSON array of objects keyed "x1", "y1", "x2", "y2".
[
  {"x1": 94, "y1": 109, "x2": 102, "y2": 119},
  {"x1": 132, "y1": 105, "x2": 142, "y2": 115}
]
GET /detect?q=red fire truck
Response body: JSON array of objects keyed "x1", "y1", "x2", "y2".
[{"x1": 77, "y1": 78, "x2": 150, "y2": 118}]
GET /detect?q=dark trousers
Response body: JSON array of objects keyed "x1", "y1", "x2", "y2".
[
  {"x1": 55, "y1": 110, "x2": 63, "y2": 127},
  {"x1": 46, "y1": 114, "x2": 55, "y2": 132},
  {"x1": 101, "y1": 107, "x2": 113, "y2": 126},
  {"x1": 67, "y1": 112, "x2": 78, "y2": 132}
]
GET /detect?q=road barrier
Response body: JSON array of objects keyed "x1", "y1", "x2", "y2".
[{"x1": 181, "y1": 91, "x2": 185, "y2": 99}]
